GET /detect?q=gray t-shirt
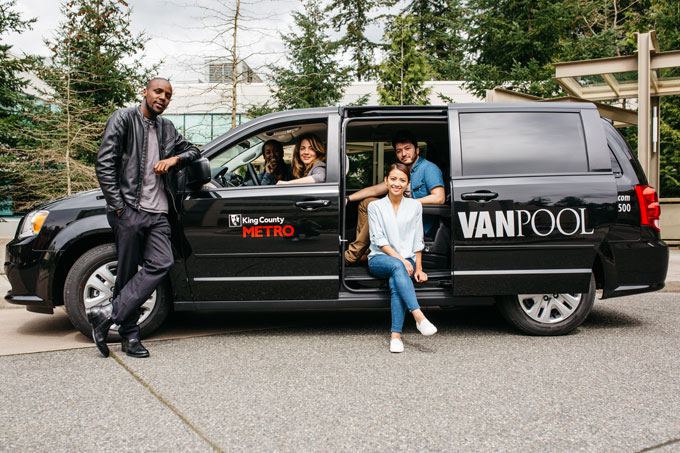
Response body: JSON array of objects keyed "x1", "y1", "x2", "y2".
[
  {"x1": 139, "y1": 121, "x2": 169, "y2": 214},
  {"x1": 308, "y1": 161, "x2": 326, "y2": 183}
]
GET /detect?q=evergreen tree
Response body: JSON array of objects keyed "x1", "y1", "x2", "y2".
[
  {"x1": 460, "y1": 0, "x2": 650, "y2": 98},
  {"x1": 45, "y1": 0, "x2": 153, "y2": 111},
  {"x1": 39, "y1": 0, "x2": 155, "y2": 165},
  {"x1": 404, "y1": 0, "x2": 465, "y2": 80},
  {"x1": 0, "y1": 0, "x2": 36, "y2": 148},
  {"x1": 461, "y1": 0, "x2": 579, "y2": 98},
  {"x1": 271, "y1": 0, "x2": 349, "y2": 110},
  {"x1": 2, "y1": 0, "x2": 154, "y2": 211},
  {"x1": 377, "y1": 14, "x2": 430, "y2": 105},
  {"x1": 327, "y1": 0, "x2": 378, "y2": 81},
  {"x1": 0, "y1": 0, "x2": 37, "y2": 213}
]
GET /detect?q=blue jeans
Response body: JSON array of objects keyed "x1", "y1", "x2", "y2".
[{"x1": 368, "y1": 254, "x2": 421, "y2": 333}]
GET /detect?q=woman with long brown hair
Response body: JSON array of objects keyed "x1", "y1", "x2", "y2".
[
  {"x1": 277, "y1": 133, "x2": 326, "y2": 185},
  {"x1": 367, "y1": 162, "x2": 437, "y2": 353}
]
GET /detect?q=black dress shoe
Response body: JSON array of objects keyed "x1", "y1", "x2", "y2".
[
  {"x1": 121, "y1": 338, "x2": 150, "y2": 358},
  {"x1": 86, "y1": 302, "x2": 114, "y2": 358}
]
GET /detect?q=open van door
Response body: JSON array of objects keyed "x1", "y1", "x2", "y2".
[{"x1": 179, "y1": 113, "x2": 342, "y2": 306}]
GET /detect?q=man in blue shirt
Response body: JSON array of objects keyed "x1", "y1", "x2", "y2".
[{"x1": 345, "y1": 130, "x2": 445, "y2": 264}]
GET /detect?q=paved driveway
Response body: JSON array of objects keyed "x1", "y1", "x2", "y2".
[{"x1": 1, "y1": 293, "x2": 679, "y2": 452}]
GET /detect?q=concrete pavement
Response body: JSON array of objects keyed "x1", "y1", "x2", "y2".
[
  {"x1": 1, "y1": 294, "x2": 679, "y2": 452},
  {"x1": 1, "y1": 238, "x2": 678, "y2": 451}
]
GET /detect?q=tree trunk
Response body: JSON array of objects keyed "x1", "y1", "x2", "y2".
[
  {"x1": 231, "y1": 0, "x2": 241, "y2": 129},
  {"x1": 66, "y1": 44, "x2": 72, "y2": 195}
]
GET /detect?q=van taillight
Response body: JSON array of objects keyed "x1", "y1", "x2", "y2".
[{"x1": 634, "y1": 185, "x2": 660, "y2": 231}]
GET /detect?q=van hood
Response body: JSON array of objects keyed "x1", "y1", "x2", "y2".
[{"x1": 30, "y1": 189, "x2": 105, "y2": 212}]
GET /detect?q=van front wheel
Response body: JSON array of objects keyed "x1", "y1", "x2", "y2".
[
  {"x1": 497, "y1": 274, "x2": 596, "y2": 336},
  {"x1": 63, "y1": 243, "x2": 171, "y2": 340}
]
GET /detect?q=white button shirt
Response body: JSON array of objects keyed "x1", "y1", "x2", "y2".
[{"x1": 367, "y1": 195, "x2": 425, "y2": 261}]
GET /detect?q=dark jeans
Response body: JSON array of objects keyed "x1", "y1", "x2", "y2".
[{"x1": 106, "y1": 207, "x2": 173, "y2": 340}]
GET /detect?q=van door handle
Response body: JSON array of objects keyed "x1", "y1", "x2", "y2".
[
  {"x1": 461, "y1": 191, "x2": 498, "y2": 202},
  {"x1": 295, "y1": 199, "x2": 332, "y2": 211}
]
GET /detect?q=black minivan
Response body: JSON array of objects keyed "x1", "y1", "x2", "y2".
[{"x1": 4, "y1": 103, "x2": 669, "y2": 337}]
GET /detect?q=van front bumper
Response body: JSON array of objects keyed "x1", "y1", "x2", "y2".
[{"x1": 4, "y1": 239, "x2": 54, "y2": 314}]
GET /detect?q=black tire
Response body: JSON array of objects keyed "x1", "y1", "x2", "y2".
[
  {"x1": 497, "y1": 274, "x2": 596, "y2": 336},
  {"x1": 63, "y1": 243, "x2": 171, "y2": 340}
]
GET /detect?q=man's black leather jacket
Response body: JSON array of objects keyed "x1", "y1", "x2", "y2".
[{"x1": 95, "y1": 106, "x2": 200, "y2": 215}]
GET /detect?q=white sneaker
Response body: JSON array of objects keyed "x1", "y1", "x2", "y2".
[
  {"x1": 417, "y1": 319, "x2": 437, "y2": 336},
  {"x1": 390, "y1": 338, "x2": 404, "y2": 353}
]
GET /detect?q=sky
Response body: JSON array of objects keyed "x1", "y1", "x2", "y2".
[{"x1": 7, "y1": 0, "x2": 306, "y2": 82}]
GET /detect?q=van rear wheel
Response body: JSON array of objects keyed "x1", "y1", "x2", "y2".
[{"x1": 497, "y1": 274, "x2": 596, "y2": 335}]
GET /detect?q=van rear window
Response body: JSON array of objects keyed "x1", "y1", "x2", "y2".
[{"x1": 459, "y1": 112, "x2": 588, "y2": 176}]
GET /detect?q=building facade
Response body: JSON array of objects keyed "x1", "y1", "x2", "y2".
[{"x1": 164, "y1": 81, "x2": 481, "y2": 145}]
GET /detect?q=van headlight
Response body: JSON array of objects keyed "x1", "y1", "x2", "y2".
[{"x1": 18, "y1": 210, "x2": 49, "y2": 239}]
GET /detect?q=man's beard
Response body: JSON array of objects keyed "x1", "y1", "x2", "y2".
[
  {"x1": 144, "y1": 98, "x2": 164, "y2": 115},
  {"x1": 399, "y1": 155, "x2": 416, "y2": 166}
]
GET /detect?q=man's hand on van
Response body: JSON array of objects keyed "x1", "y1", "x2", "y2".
[{"x1": 154, "y1": 156, "x2": 180, "y2": 175}]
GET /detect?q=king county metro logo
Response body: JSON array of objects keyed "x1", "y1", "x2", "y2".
[
  {"x1": 228, "y1": 214, "x2": 242, "y2": 228},
  {"x1": 228, "y1": 214, "x2": 295, "y2": 238}
]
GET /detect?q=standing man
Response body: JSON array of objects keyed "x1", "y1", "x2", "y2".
[
  {"x1": 88, "y1": 77, "x2": 200, "y2": 358},
  {"x1": 345, "y1": 130, "x2": 445, "y2": 264}
]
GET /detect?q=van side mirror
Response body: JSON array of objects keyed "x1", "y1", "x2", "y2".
[{"x1": 187, "y1": 157, "x2": 211, "y2": 191}]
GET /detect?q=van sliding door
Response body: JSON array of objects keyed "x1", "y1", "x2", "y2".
[{"x1": 448, "y1": 105, "x2": 617, "y2": 295}]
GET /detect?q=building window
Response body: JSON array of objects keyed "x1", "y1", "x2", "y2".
[
  {"x1": 206, "y1": 61, "x2": 263, "y2": 84},
  {"x1": 162, "y1": 113, "x2": 249, "y2": 145}
]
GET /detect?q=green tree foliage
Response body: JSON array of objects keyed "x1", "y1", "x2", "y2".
[
  {"x1": 2, "y1": 0, "x2": 154, "y2": 212},
  {"x1": 377, "y1": 14, "x2": 431, "y2": 105},
  {"x1": 0, "y1": 0, "x2": 36, "y2": 148},
  {"x1": 404, "y1": 0, "x2": 465, "y2": 80},
  {"x1": 651, "y1": 0, "x2": 680, "y2": 197},
  {"x1": 39, "y1": 0, "x2": 155, "y2": 165},
  {"x1": 270, "y1": 0, "x2": 350, "y2": 110},
  {"x1": 460, "y1": 0, "x2": 650, "y2": 98},
  {"x1": 0, "y1": 0, "x2": 37, "y2": 212},
  {"x1": 659, "y1": 104, "x2": 680, "y2": 197},
  {"x1": 46, "y1": 0, "x2": 152, "y2": 113},
  {"x1": 327, "y1": 0, "x2": 378, "y2": 81},
  {"x1": 244, "y1": 101, "x2": 278, "y2": 120},
  {"x1": 461, "y1": 0, "x2": 580, "y2": 97}
]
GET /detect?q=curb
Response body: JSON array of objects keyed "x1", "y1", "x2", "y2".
[{"x1": 660, "y1": 281, "x2": 680, "y2": 293}]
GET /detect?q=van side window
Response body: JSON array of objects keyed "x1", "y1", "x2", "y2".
[
  {"x1": 459, "y1": 112, "x2": 588, "y2": 176},
  {"x1": 609, "y1": 146, "x2": 623, "y2": 177},
  {"x1": 206, "y1": 122, "x2": 327, "y2": 188}
]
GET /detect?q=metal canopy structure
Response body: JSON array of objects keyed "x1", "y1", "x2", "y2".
[
  {"x1": 485, "y1": 88, "x2": 638, "y2": 128},
  {"x1": 487, "y1": 31, "x2": 680, "y2": 192},
  {"x1": 553, "y1": 31, "x2": 680, "y2": 190},
  {"x1": 554, "y1": 33, "x2": 680, "y2": 101}
]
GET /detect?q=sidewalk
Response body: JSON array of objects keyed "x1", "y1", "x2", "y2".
[
  {"x1": 666, "y1": 247, "x2": 680, "y2": 292},
  {"x1": 0, "y1": 274, "x2": 14, "y2": 309}
]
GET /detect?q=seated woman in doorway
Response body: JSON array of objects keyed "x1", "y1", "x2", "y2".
[
  {"x1": 259, "y1": 139, "x2": 293, "y2": 185},
  {"x1": 367, "y1": 163, "x2": 438, "y2": 353},
  {"x1": 277, "y1": 133, "x2": 326, "y2": 185}
]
